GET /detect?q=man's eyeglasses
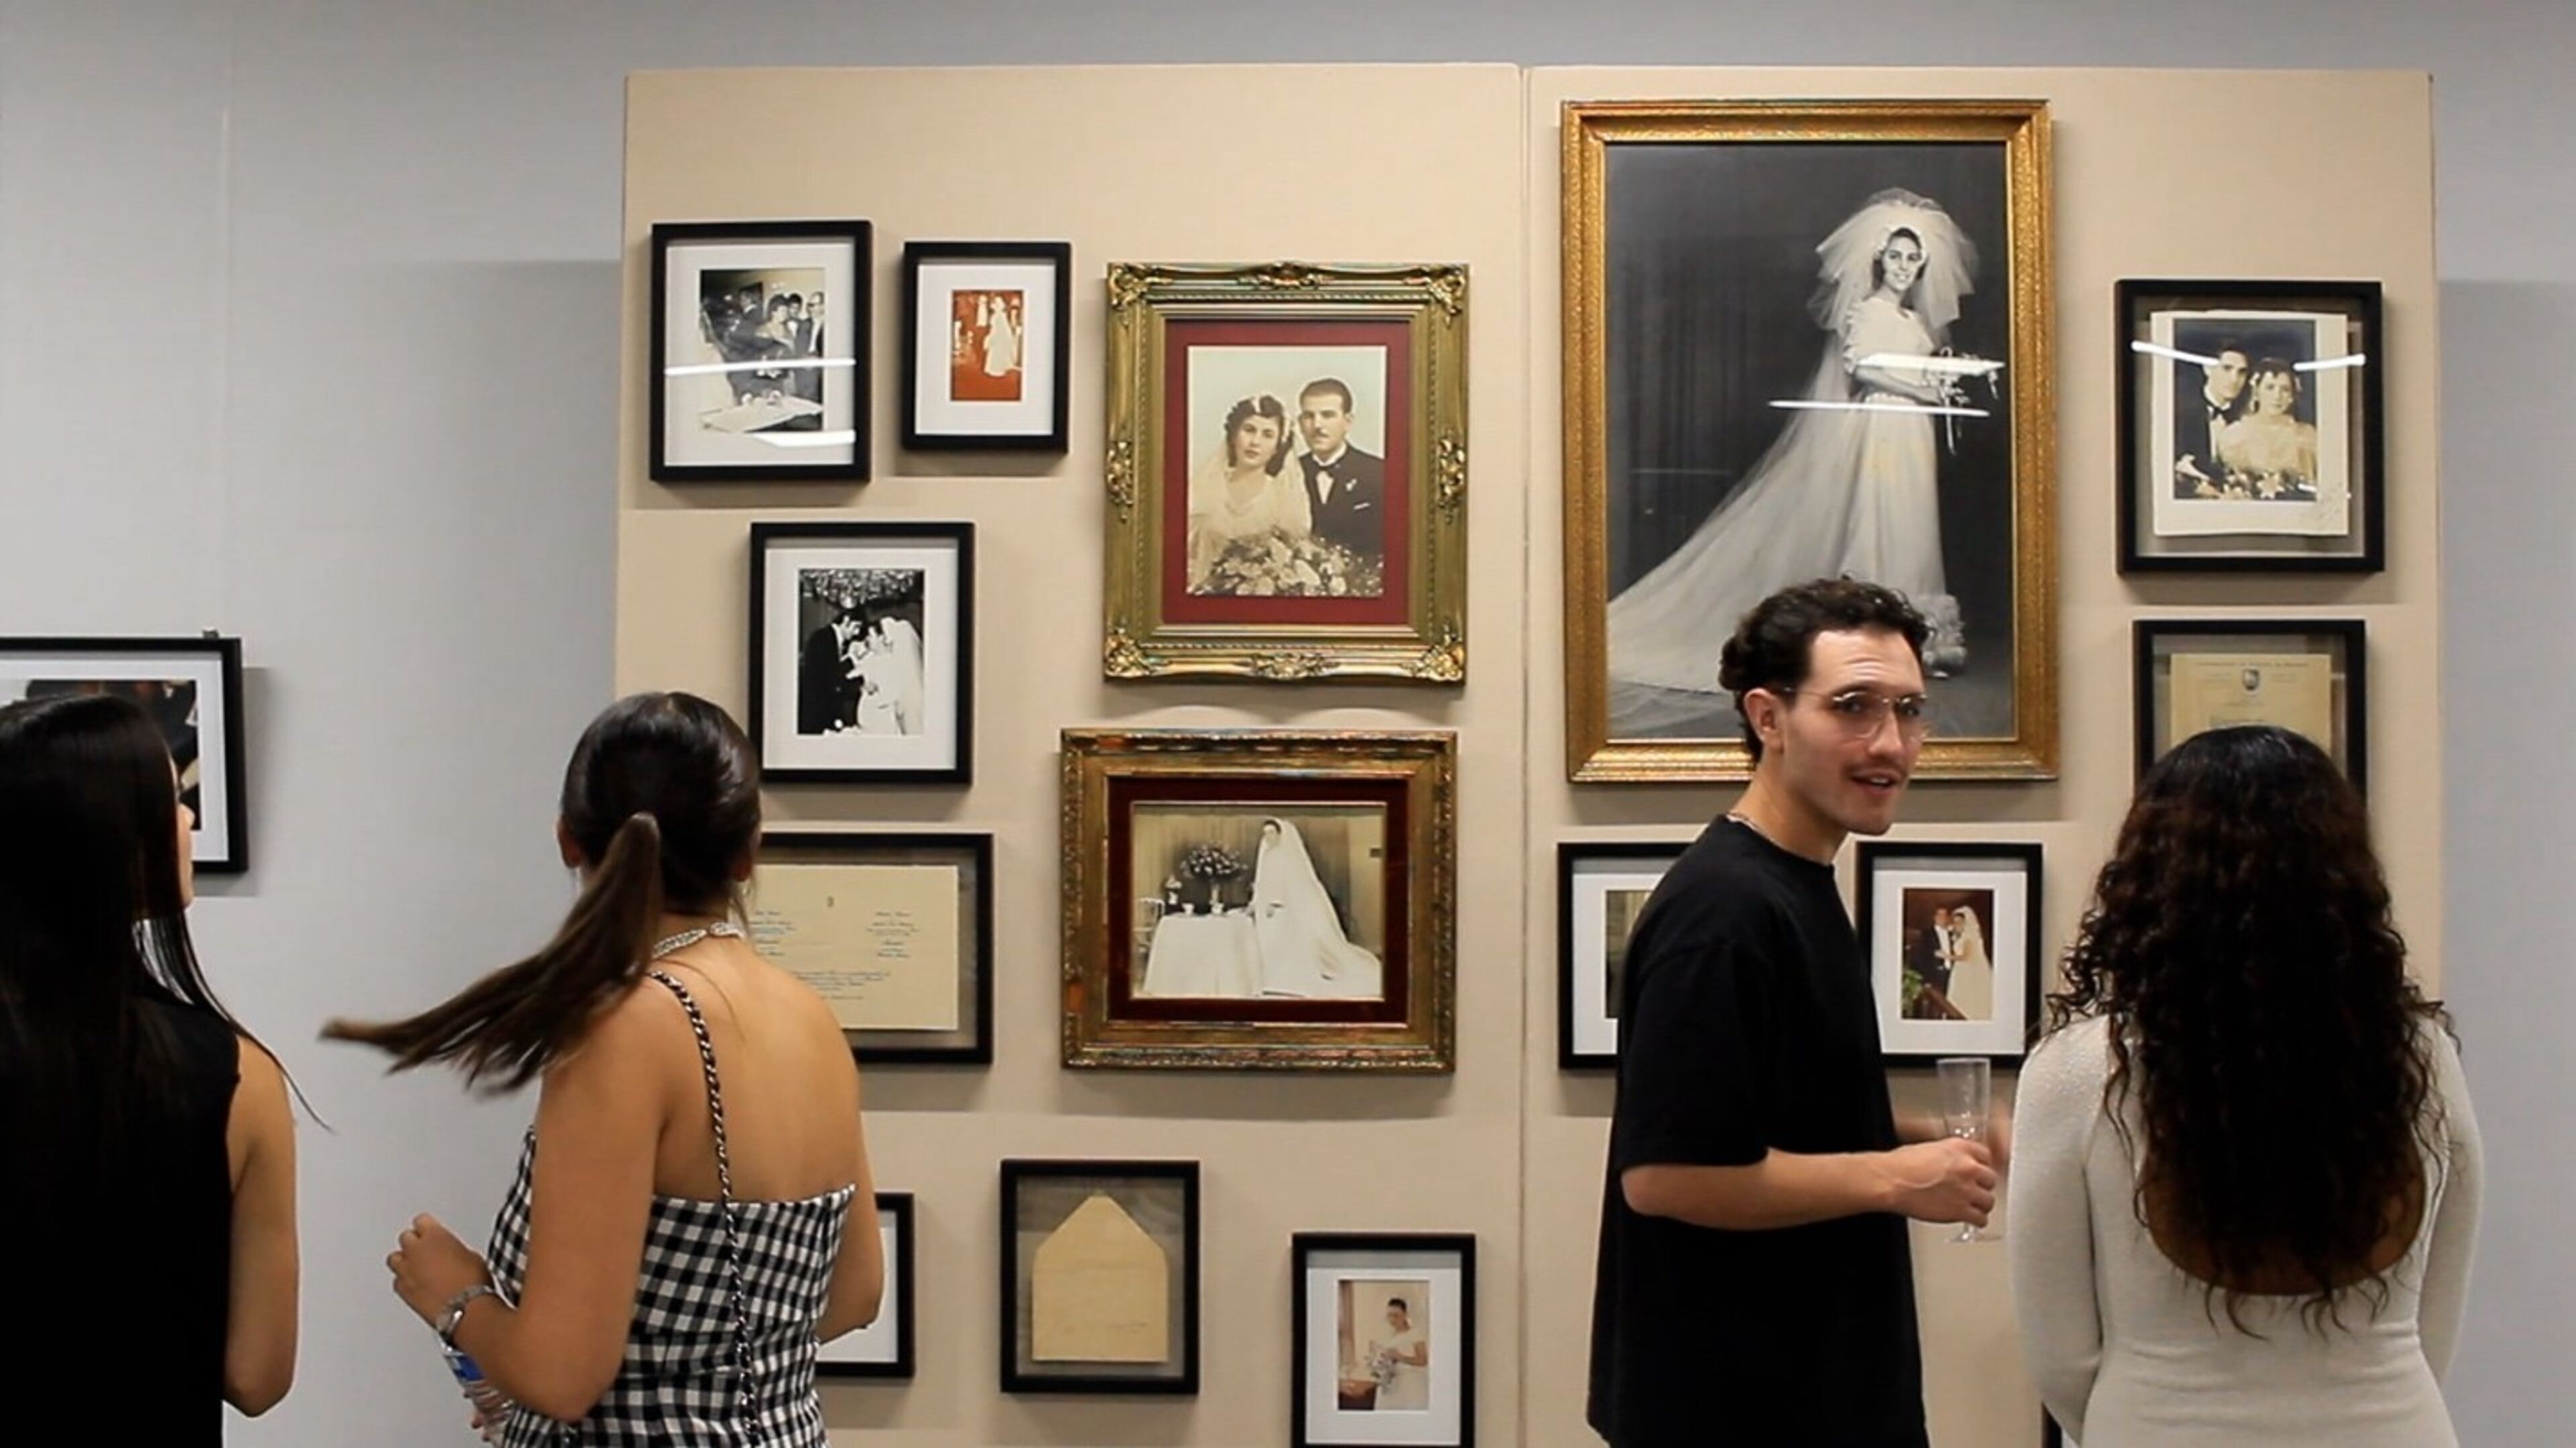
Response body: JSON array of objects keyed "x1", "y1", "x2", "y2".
[{"x1": 1777, "y1": 687, "x2": 1936, "y2": 740}]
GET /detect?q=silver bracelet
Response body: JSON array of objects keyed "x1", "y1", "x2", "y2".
[{"x1": 437, "y1": 1282, "x2": 499, "y2": 1347}]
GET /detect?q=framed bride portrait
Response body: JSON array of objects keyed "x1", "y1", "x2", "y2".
[
  {"x1": 1854, "y1": 840, "x2": 2044, "y2": 1065},
  {"x1": 1100, "y1": 262, "x2": 1468, "y2": 683},
  {"x1": 1058, "y1": 728, "x2": 1457, "y2": 1071},
  {"x1": 1560, "y1": 100, "x2": 2058, "y2": 782}
]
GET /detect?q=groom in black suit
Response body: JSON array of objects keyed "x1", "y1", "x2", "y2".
[
  {"x1": 1295, "y1": 379, "x2": 1387, "y2": 563},
  {"x1": 2172, "y1": 338, "x2": 2249, "y2": 498}
]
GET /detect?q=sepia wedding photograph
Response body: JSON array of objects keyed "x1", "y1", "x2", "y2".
[
  {"x1": 1181, "y1": 345, "x2": 1392, "y2": 600},
  {"x1": 0, "y1": 636, "x2": 248, "y2": 871},
  {"x1": 1294, "y1": 1233, "x2": 1476, "y2": 1447},
  {"x1": 1128, "y1": 804, "x2": 1389, "y2": 1002},
  {"x1": 903, "y1": 241, "x2": 1071, "y2": 451},
  {"x1": 651, "y1": 220, "x2": 869, "y2": 482},
  {"x1": 1858, "y1": 842, "x2": 2041, "y2": 1064},
  {"x1": 749, "y1": 522, "x2": 973, "y2": 784},
  {"x1": 1563, "y1": 101, "x2": 2055, "y2": 781}
]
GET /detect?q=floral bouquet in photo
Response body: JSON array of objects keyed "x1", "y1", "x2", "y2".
[
  {"x1": 1203, "y1": 530, "x2": 1385, "y2": 598},
  {"x1": 1178, "y1": 841, "x2": 1246, "y2": 914}
]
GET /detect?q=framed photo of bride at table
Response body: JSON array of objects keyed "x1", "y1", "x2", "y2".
[
  {"x1": 749, "y1": 832, "x2": 993, "y2": 1064},
  {"x1": 1100, "y1": 262, "x2": 1468, "y2": 683},
  {"x1": 1059, "y1": 728, "x2": 1457, "y2": 1071},
  {"x1": 901, "y1": 240, "x2": 1072, "y2": 452},
  {"x1": 747, "y1": 520, "x2": 973, "y2": 785},
  {"x1": 1855, "y1": 840, "x2": 2043, "y2": 1064},
  {"x1": 2116, "y1": 279, "x2": 2384, "y2": 573},
  {"x1": 1560, "y1": 100, "x2": 2057, "y2": 783},
  {"x1": 1292, "y1": 1232, "x2": 1477, "y2": 1447},
  {"x1": 650, "y1": 219, "x2": 870, "y2": 483}
]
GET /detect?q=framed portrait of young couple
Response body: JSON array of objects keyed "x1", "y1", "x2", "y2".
[
  {"x1": 1059, "y1": 728, "x2": 1457, "y2": 1072},
  {"x1": 1560, "y1": 100, "x2": 2058, "y2": 783},
  {"x1": 1099, "y1": 262, "x2": 1468, "y2": 682}
]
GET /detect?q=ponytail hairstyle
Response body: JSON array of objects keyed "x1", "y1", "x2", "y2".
[
  {"x1": 0, "y1": 693, "x2": 266, "y2": 1186},
  {"x1": 325, "y1": 692, "x2": 761, "y2": 1090}
]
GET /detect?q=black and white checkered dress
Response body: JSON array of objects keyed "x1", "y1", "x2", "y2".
[{"x1": 484, "y1": 970, "x2": 855, "y2": 1445}]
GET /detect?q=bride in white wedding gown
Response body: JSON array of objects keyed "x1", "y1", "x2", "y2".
[
  {"x1": 1946, "y1": 903, "x2": 1994, "y2": 1021},
  {"x1": 1250, "y1": 818, "x2": 1382, "y2": 1000},
  {"x1": 1607, "y1": 188, "x2": 1982, "y2": 726}
]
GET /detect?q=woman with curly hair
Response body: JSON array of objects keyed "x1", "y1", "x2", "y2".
[{"x1": 2008, "y1": 725, "x2": 2479, "y2": 1445}]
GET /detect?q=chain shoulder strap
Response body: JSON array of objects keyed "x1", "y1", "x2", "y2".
[{"x1": 645, "y1": 968, "x2": 759, "y2": 1439}]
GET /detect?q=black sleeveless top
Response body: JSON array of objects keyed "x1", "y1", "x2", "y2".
[{"x1": 5, "y1": 995, "x2": 239, "y2": 1443}]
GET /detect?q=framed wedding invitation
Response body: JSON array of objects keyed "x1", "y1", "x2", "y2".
[{"x1": 751, "y1": 832, "x2": 994, "y2": 1064}]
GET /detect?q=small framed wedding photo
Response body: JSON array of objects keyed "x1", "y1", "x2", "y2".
[
  {"x1": 2116, "y1": 279, "x2": 2384, "y2": 573},
  {"x1": 2133, "y1": 618, "x2": 2367, "y2": 793},
  {"x1": 816, "y1": 1191, "x2": 914, "y2": 1380},
  {"x1": 0, "y1": 636, "x2": 248, "y2": 873},
  {"x1": 1554, "y1": 841, "x2": 1688, "y2": 1070},
  {"x1": 751, "y1": 832, "x2": 994, "y2": 1064},
  {"x1": 1855, "y1": 841, "x2": 2043, "y2": 1065},
  {"x1": 747, "y1": 521, "x2": 974, "y2": 785},
  {"x1": 1001, "y1": 1159, "x2": 1201, "y2": 1396},
  {"x1": 1292, "y1": 1233, "x2": 1477, "y2": 1448},
  {"x1": 1060, "y1": 728, "x2": 1458, "y2": 1071},
  {"x1": 650, "y1": 219, "x2": 871, "y2": 483},
  {"x1": 901, "y1": 241, "x2": 1071, "y2": 451}
]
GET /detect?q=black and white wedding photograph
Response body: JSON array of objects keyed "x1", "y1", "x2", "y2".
[
  {"x1": 1128, "y1": 804, "x2": 1388, "y2": 1001},
  {"x1": 748, "y1": 522, "x2": 973, "y2": 783},
  {"x1": 1182, "y1": 344, "x2": 1393, "y2": 599},
  {"x1": 652, "y1": 221, "x2": 868, "y2": 480},
  {"x1": 0, "y1": 636, "x2": 247, "y2": 871},
  {"x1": 1564, "y1": 101, "x2": 2055, "y2": 781}
]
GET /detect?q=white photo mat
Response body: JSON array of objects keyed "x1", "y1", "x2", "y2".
[
  {"x1": 757, "y1": 536, "x2": 963, "y2": 775},
  {"x1": 1562, "y1": 856, "x2": 1674, "y2": 1061},
  {"x1": 1301, "y1": 1251, "x2": 1468, "y2": 1445},
  {"x1": 660, "y1": 237, "x2": 861, "y2": 469},
  {"x1": 1868, "y1": 858, "x2": 2033, "y2": 1059}
]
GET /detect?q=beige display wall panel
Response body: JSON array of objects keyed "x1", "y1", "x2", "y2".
[{"x1": 621, "y1": 64, "x2": 2438, "y2": 1447}]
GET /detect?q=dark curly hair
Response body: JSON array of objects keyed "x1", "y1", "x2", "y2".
[
  {"x1": 1715, "y1": 577, "x2": 1928, "y2": 761},
  {"x1": 2048, "y1": 725, "x2": 2448, "y2": 1331}
]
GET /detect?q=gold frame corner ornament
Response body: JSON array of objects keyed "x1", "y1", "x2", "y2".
[
  {"x1": 1058, "y1": 728, "x2": 1458, "y2": 1072},
  {"x1": 1102, "y1": 262, "x2": 1471, "y2": 683},
  {"x1": 1558, "y1": 99, "x2": 2058, "y2": 783}
]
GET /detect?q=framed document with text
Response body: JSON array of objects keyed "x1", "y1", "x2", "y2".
[
  {"x1": 2133, "y1": 619, "x2": 2367, "y2": 794},
  {"x1": 750, "y1": 832, "x2": 994, "y2": 1064}
]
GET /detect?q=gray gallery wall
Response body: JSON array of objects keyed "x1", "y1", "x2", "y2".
[{"x1": 0, "y1": 3, "x2": 2565, "y2": 1443}]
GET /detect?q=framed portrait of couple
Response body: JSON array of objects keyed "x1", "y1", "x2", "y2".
[
  {"x1": 1100, "y1": 262, "x2": 1469, "y2": 682},
  {"x1": 1059, "y1": 728, "x2": 1457, "y2": 1071},
  {"x1": 1855, "y1": 840, "x2": 2044, "y2": 1065},
  {"x1": 1560, "y1": 100, "x2": 2058, "y2": 783},
  {"x1": 2116, "y1": 279, "x2": 2385, "y2": 573},
  {"x1": 747, "y1": 522, "x2": 974, "y2": 785}
]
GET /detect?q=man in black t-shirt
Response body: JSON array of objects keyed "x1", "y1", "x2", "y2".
[{"x1": 1588, "y1": 578, "x2": 2000, "y2": 1447}]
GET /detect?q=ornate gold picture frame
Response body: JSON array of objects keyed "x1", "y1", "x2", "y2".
[
  {"x1": 1060, "y1": 728, "x2": 1456, "y2": 1071},
  {"x1": 1562, "y1": 101, "x2": 2057, "y2": 781},
  {"x1": 1102, "y1": 263, "x2": 1468, "y2": 682}
]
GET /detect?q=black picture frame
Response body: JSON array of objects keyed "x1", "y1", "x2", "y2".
[
  {"x1": 2131, "y1": 618, "x2": 2368, "y2": 795},
  {"x1": 1854, "y1": 840, "x2": 2045, "y2": 1066},
  {"x1": 0, "y1": 635, "x2": 248, "y2": 873},
  {"x1": 816, "y1": 1191, "x2": 914, "y2": 1380},
  {"x1": 1000, "y1": 1158, "x2": 1201, "y2": 1396},
  {"x1": 901, "y1": 241, "x2": 1073, "y2": 452},
  {"x1": 757, "y1": 832, "x2": 994, "y2": 1064},
  {"x1": 1291, "y1": 1231, "x2": 1477, "y2": 1447},
  {"x1": 747, "y1": 520, "x2": 975, "y2": 785},
  {"x1": 1554, "y1": 840, "x2": 1690, "y2": 1070},
  {"x1": 649, "y1": 219, "x2": 872, "y2": 484},
  {"x1": 2115, "y1": 278, "x2": 2385, "y2": 573}
]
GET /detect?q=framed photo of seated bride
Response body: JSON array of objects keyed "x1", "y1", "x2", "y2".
[
  {"x1": 2115, "y1": 280, "x2": 2384, "y2": 573},
  {"x1": 1560, "y1": 101, "x2": 2058, "y2": 782},
  {"x1": 1854, "y1": 840, "x2": 2044, "y2": 1065},
  {"x1": 747, "y1": 521, "x2": 974, "y2": 785},
  {"x1": 1099, "y1": 262, "x2": 1468, "y2": 683},
  {"x1": 1059, "y1": 728, "x2": 1457, "y2": 1070}
]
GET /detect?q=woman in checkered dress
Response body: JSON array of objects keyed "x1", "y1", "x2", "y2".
[{"x1": 328, "y1": 693, "x2": 883, "y2": 1442}]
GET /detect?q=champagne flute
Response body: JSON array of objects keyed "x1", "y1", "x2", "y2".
[{"x1": 1935, "y1": 1056, "x2": 1992, "y2": 1243}]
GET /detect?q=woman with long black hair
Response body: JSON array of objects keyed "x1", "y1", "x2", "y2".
[
  {"x1": 2010, "y1": 725, "x2": 2481, "y2": 1445},
  {"x1": 0, "y1": 693, "x2": 300, "y2": 1439}
]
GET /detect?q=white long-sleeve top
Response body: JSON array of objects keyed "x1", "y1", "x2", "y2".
[{"x1": 2007, "y1": 1013, "x2": 2481, "y2": 1447}]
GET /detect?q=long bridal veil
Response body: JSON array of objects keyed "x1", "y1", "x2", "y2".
[
  {"x1": 1606, "y1": 188, "x2": 1978, "y2": 728},
  {"x1": 1250, "y1": 819, "x2": 1382, "y2": 1000}
]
